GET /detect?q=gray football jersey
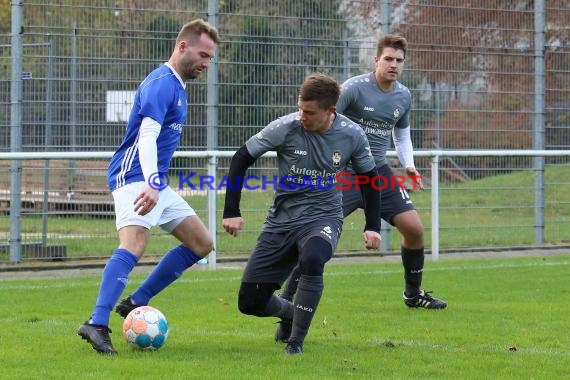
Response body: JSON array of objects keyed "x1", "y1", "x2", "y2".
[
  {"x1": 246, "y1": 112, "x2": 375, "y2": 232},
  {"x1": 337, "y1": 72, "x2": 411, "y2": 166}
]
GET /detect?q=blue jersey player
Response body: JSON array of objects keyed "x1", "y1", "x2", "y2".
[{"x1": 77, "y1": 19, "x2": 219, "y2": 355}]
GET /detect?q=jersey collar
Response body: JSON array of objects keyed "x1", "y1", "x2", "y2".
[{"x1": 164, "y1": 62, "x2": 186, "y2": 89}]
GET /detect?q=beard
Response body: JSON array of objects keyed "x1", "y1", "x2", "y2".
[
  {"x1": 179, "y1": 57, "x2": 200, "y2": 81},
  {"x1": 187, "y1": 66, "x2": 201, "y2": 79}
]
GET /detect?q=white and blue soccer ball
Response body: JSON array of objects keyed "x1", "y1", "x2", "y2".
[{"x1": 122, "y1": 306, "x2": 169, "y2": 350}]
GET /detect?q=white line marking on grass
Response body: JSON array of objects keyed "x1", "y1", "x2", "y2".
[{"x1": 2, "y1": 259, "x2": 570, "y2": 290}]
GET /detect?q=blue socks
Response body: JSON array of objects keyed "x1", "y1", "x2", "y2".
[
  {"x1": 88, "y1": 245, "x2": 201, "y2": 326},
  {"x1": 90, "y1": 248, "x2": 138, "y2": 326},
  {"x1": 131, "y1": 245, "x2": 202, "y2": 306}
]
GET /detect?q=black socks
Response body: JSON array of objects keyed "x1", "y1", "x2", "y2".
[
  {"x1": 401, "y1": 246, "x2": 424, "y2": 297},
  {"x1": 289, "y1": 274, "x2": 324, "y2": 345}
]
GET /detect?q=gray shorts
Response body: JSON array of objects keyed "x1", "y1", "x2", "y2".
[
  {"x1": 241, "y1": 219, "x2": 342, "y2": 284},
  {"x1": 342, "y1": 164, "x2": 416, "y2": 225}
]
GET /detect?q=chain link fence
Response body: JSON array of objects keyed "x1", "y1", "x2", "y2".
[{"x1": 1, "y1": 1, "x2": 569, "y2": 261}]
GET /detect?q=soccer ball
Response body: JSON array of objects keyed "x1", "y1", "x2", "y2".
[{"x1": 122, "y1": 306, "x2": 169, "y2": 350}]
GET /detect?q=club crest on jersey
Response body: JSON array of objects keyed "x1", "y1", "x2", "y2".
[
  {"x1": 393, "y1": 108, "x2": 400, "y2": 118},
  {"x1": 332, "y1": 151, "x2": 341, "y2": 167}
]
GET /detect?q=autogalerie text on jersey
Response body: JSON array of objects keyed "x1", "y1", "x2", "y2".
[{"x1": 147, "y1": 171, "x2": 422, "y2": 192}]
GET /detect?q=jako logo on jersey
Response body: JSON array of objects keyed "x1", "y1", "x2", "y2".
[
  {"x1": 177, "y1": 98, "x2": 182, "y2": 106},
  {"x1": 364, "y1": 106, "x2": 374, "y2": 111},
  {"x1": 294, "y1": 149, "x2": 307, "y2": 155},
  {"x1": 393, "y1": 108, "x2": 400, "y2": 118}
]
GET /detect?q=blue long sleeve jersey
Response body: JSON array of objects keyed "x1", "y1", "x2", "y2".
[{"x1": 107, "y1": 63, "x2": 187, "y2": 191}]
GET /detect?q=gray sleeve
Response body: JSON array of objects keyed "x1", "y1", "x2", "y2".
[
  {"x1": 350, "y1": 130, "x2": 376, "y2": 174},
  {"x1": 245, "y1": 117, "x2": 289, "y2": 158},
  {"x1": 395, "y1": 107, "x2": 410, "y2": 129},
  {"x1": 395, "y1": 88, "x2": 411, "y2": 129}
]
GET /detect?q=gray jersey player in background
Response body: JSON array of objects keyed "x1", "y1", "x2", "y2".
[
  {"x1": 222, "y1": 73, "x2": 382, "y2": 355},
  {"x1": 275, "y1": 35, "x2": 447, "y2": 343}
]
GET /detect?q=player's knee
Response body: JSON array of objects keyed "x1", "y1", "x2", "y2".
[
  {"x1": 402, "y1": 224, "x2": 424, "y2": 245},
  {"x1": 395, "y1": 212, "x2": 424, "y2": 245},
  {"x1": 237, "y1": 282, "x2": 275, "y2": 316},
  {"x1": 198, "y1": 239, "x2": 214, "y2": 256},
  {"x1": 299, "y1": 237, "x2": 333, "y2": 276},
  {"x1": 192, "y1": 235, "x2": 214, "y2": 256}
]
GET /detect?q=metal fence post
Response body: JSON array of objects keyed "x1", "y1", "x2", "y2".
[
  {"x1": 207, "y1": 154, "x2": 218, "y2": 269},
  {"x1": 9, "y1": 0, "x2": 24, "y2": 263},
  {"x1": 430, "y1": 153, "x2": 440, "y2": 259},
  {"x1": 533, "y1": 0, "x2": 546, "y2": 245},
  {"x1": 42, "y1": 39, "x2": 55, "y2": 247}
]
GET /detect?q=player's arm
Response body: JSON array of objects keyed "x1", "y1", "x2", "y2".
[
  {"x1": 359, "y1": 168, "x2": 382, "y2": 250},
  {"x1": 392, "y1": 126, "x2": 424, "y2": 190},
  {"x1": 134, "y1": 116, "x2": 161, "y2": 215},
  {"x1": 222, "y1": 145, "x2": 257, "y2": 237},
  {"x1": 350, "y1": 127, "x2": 382, "y2": 250}
]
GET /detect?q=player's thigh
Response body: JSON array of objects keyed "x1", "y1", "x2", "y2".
[
  {"x1": 298, "y1": 219, "x2": 342, "y2": 253},
  {"x1": 392, "y1": 209, "x2": 424, "y2": 244},
  {"x1": 156, "y1": 187, "x2": 213, "y2": 255},
  {"x1": 377, "y1": 166, "x2": 416, "y2": 225},
  {"x1": 242, "y1": 231, "x2": 298, "y2": 285},
  {"x1": 170, "y1": 215, "x2": 213, "y2": 256},
  {"x1": 297, "y1": 219, "x2": 342, "y2": 270}
]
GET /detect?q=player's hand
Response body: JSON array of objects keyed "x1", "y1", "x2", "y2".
[
  {"x1": 223, "y1": 217, "x2": 244, "y2": 237},
  {"x1": 362, "y1": 230, "x2": 381, "y2": 250},
  {"x1": 406, "y1": 167, "x2": 425, "y2": 191},
  {"x1": 134, "y1": 185, "x2": 160, "y2": 216}
]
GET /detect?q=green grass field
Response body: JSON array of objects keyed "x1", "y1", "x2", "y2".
[{"x1": 2, "y1": 253, "x2": 569, "y2": 379}]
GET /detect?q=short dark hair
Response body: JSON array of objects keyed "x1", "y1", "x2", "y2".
[
  {"x1": 177, "y1": 19, "x2": 220, "y2": 45},
  {"x1": 376, "y1": 34, "x2": 408, "y2": 58},
  {"x1": 299, "y1": 73, "x2": 340, "y2": 109}
]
